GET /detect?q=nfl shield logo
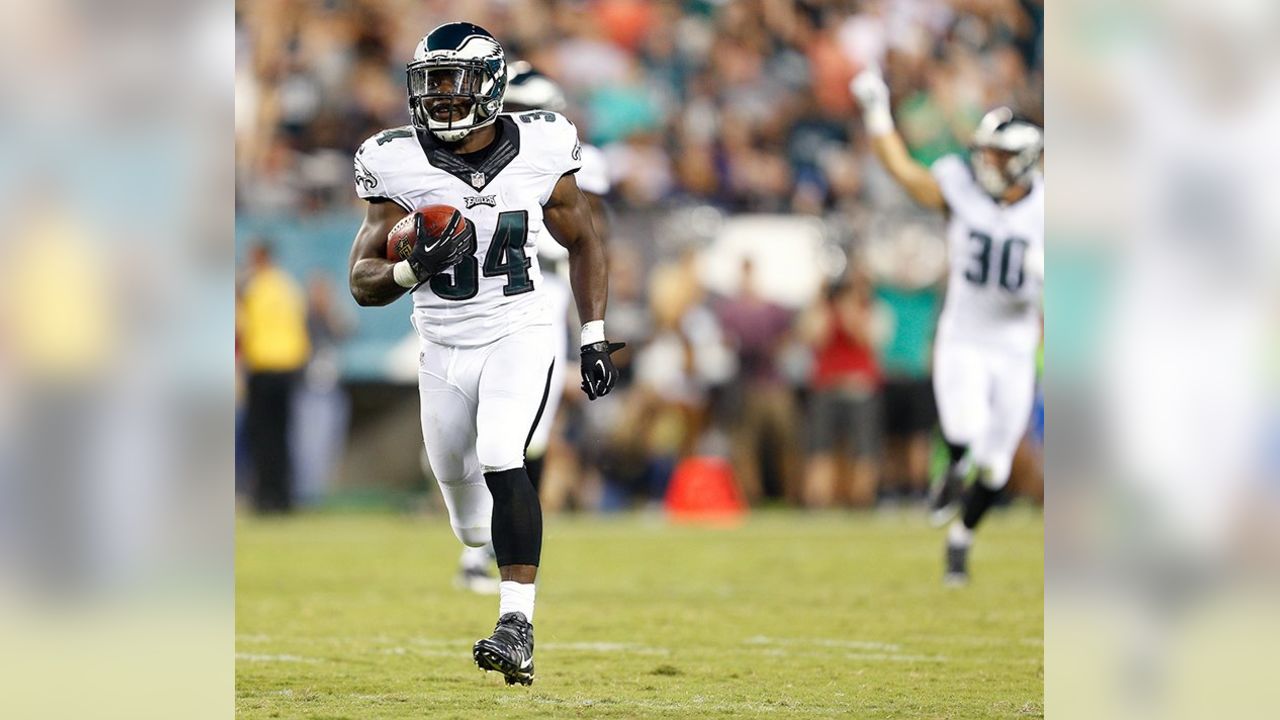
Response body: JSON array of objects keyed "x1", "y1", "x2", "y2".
[{"x1": 470, "y1": 171, "x2": 486, "y2": 188}]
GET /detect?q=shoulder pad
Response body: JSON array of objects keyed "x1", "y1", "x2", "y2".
[{"x1": 354, "y1": 127, "x2": 417, "y2": 202}]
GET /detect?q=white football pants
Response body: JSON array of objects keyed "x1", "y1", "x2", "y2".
[
  {"x1": 418, "y1": 324, "x2": 554, "y2": 547},
  {"x1": 933, "y1": 337, "x2": 1037, "y2": 490}
]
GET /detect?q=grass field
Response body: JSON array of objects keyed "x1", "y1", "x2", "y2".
[{"x1": 236, "y1": 507, "x2": 1043, "y2": 719}]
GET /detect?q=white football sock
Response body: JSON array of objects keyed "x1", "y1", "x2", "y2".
[
  {"x1": 460, "y1": 544, "x2": 492, "y2": 571},
  {"x1": 498, "y1": 581, "x2": 536, "y2": 622},
  {"x1": 948, "y1": 521, "x2": 973, "y2": 548}
]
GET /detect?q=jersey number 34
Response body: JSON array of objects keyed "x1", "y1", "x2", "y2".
[
  {"x1": 964, "y1": 231, "x2": 1028, "y2": 292},
  {"x1": 431, "y1": 210, "x2": 533, "y2": 300}
]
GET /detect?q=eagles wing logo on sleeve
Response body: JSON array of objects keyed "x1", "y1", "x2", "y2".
[
  {"x1": 464, "y1": 194, "x2": 497, "y2": 209},
  {"x1": 354, "y1": 157, "x2": 379, "y2": 192},
  {"x1": 572, "y1": 139, "x2": 581, "y2": 162}
]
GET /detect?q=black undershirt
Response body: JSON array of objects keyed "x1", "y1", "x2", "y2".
[
  {"x1": 454, "y1": 141, "x2": 498, "y2": 166},
  {"x1": 414, "y1": 116, "x2": 521, "y2": 192}
]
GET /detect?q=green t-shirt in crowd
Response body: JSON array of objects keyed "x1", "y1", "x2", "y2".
[{"x1": 875, "y1": 285, "x2": 940, "y2": 379}]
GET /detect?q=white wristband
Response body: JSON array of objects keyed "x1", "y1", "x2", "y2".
[
  {"x1": 581, "y1": 320, "x2": 605, "y2": 346},
  {"x1": 864, "y1": 105, "x2": 894, "y2": 138},
  {"x1": 392, "y1": 260, "x2": 418, "y2": 288}
]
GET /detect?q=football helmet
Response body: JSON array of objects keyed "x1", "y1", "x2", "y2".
[
  {"x1": 408, "y1": 22, "x2": 507, "y2": 143},
  {"x1": 969, "y1": 107, "x2": 1043, "y2": 199},
  {"x1": 503, "y1": 61, "x2": 567, "y2": 113}
]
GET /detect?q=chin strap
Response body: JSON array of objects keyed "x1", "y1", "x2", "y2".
[
  {"x1": 430, "y1": 112, "x2": 502, "y2": 143},
  {"x1": 433, "y1": 129, "x2": 473, "y2": 143}
]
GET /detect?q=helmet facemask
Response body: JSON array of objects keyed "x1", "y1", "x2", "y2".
[
  {"x1": 972, "y1": 147, "x2": 1020, "y2": 197},
  {"x1": 408, "y1": 59, "x2": 504, "y2": 143},
  {"x1": 969, "y1": 107, "x2": 1043, "y2": 200}
]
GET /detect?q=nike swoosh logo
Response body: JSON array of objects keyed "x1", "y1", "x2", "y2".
[
  {"x1": 595, "y1": 359, "x2": 606, "y2": 376},
  {"x1": 519, "y1": 656, "x2": 533, "y2": 670}
]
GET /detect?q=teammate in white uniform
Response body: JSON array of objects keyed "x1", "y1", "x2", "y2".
[
  {"x1": 348, "y1": 23, "x2": 623, "y2": 685},
  {"x1": 449, "y1": 60, "x2": 615, "y2": 594},
  {"x1": 501, "y1": 63, "x2": 613, "y2": 476},
  {"x1": 852, "y1": 66, "x2": 1043, "y2": 584}
]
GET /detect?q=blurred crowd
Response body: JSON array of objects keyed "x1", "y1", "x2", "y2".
[
  {"x1": 236, "y1": 0, "x2": 1042, "y2": 214},
  {"x1": 234, "y1": 0, "x2": 1044, "y2": 511},
  {"x1": 538, "y1": 237, "x2": 1043, "y2": 512},
  {"x1": 236, "y1": 243, "x2": 353, "y2": 512}
]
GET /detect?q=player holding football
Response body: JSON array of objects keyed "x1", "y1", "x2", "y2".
[
  {"x1": 851, "y1": 67, "x2": 1043, "y2": 585},
  {"x1": 347, "y1": 22, "x2": 623, "y2": 685},
  {"x1": 502, "y1": 60, "x2": 614, "y2": 485},
  {"x1": 451, "y1": 60, "x2": 615, "y2": 594}
]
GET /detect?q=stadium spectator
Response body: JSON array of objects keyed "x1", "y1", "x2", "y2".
[
  {"x1": 237, "y1": 242, "x2": 309, "y2": 513},
  {"x1": 868, "y1": 228, "x2": 945, "y2": 502},
  {"x1": 617, "y1": 250, "x2": 729, "y2": 506},
  {"x1": 714, "y1": 259, "x2": 802, "y2": 504},
  {"x1": 291, "y1": 272, "x2": 354, "y2": 505},
  {"x1": 800, "y1": 271, "x2": 885, "y2": 508}
]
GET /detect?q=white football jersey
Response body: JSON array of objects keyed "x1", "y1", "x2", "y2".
[
  {"x1": 931, "y1": 154, "x2": 1044, "y2": 354},
  {"x1": 355, "y1": 111, "x2": 583, "y2": 347}
]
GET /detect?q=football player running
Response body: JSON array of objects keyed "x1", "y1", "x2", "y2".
[
  {"x1": 347, "y1": 22, "x2": 623, "y2": 685},
  {"x1": 851, "y1": 66, "x2": 1043, "y2": 585},
  {"x1": 451, "y1": 60, "x2": 615, "y2": 594}
]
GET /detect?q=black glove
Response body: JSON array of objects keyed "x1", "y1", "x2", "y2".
[
  {"x1": 580, "y1": 340, "x2": 626, "y2": 400},
  {"x1": 406, "y1": 212, "x2": 473, "y2": 282}
]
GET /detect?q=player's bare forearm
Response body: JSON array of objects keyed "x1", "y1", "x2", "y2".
[
  {"x1": 565, "y1": 234, "x2": 608, "y2": 322},
  {"x1": 350, "y1": 257, "x2": 404, "y2": 307},
  {"x1": 545, "y1": 174, "x2": 607, "y2": 322},
  {"x1": 584, "y1": 192, "x2": 610, "y2": 240},
  {"x1": 349, "y1": 200, "x2": 410, "y2": 306},
  {"x1": 869, "y1": 133, "x2": 946, "y2": 211}
]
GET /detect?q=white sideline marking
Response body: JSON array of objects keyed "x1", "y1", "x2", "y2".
[
  {"x1": 493, "y1": 695, "x2": 852, "y2": 716},
  {"x1": 237, "y1": 634, "x2": 473, "y2": 648},
  {"x1": 744, "y1": 635, "x2": 902, "y2": 652},
  {"x1": 238, "y1": 635, "x2": 672, "y2": 655},
  {"x1": 755, "y1": 647, "x2": 948, "y2": 663},
  {"x1": 236, "y1": 653, "x2": 321, "y2": 664},
  {"x1": 541, "y1": 641, "x2": 671, "y2": 655},
  {"x1": 903, "y1": 633, "x2": 1042, "y2": 647},
  {"x1": 745, "y1": 636, "x2": 948, "y2": 663},
  {"x1": 844, "y1": 652, "x2": 948, "y2": 663},
  {"x1": 237, "y1": 635, "x2": 959, "y2": 665},
  {"x1": 381, "y1": 647, "x2": 466, "y2": 658}
]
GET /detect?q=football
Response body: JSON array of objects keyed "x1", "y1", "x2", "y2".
[{"x1": 386, "y1": 204, "x2": 473, "y2": 261}]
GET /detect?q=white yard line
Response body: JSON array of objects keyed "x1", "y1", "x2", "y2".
[
  {"x1": 540, "y1": 641, "x2": 671, "y2": 655},
  {"x1": 491, "y1": 694, "x2": 856, "y2": 716},
  {"x1": 238, "y1": 634, "x2": 1033, "y2": 666},
  {"x1": 744, "y1": 635, "x2": 903, "y2": 652},
  {"x1": 235, "y1": 653, "x2": 321, "y2": 664}
]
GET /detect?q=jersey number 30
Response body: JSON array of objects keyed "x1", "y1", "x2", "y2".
[
  {"x1": 430, "y1": 211, "x2": 534, "y2": 300},
  {"x1": 964, "y1": 231, "x2": 1028, "y2": 291}
]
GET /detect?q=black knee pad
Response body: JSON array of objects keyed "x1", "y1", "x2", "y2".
[
  {"x1": 961, "y1": 474, "x2": 1004, "y2": 530},
  {"x1": 525, "y1": 455, "x2": 545, "y2": 493},
  {"x1": 484, "y1": 467, "x2": 542, "y2": 567}
]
